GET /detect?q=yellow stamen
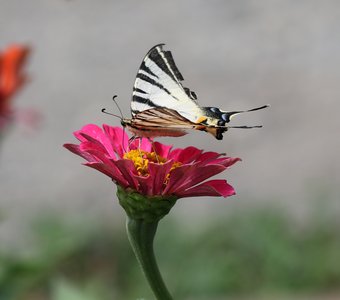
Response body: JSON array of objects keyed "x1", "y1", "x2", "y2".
[{"x1": 123, "y1": 149, "x2": 181, "y2": 181}]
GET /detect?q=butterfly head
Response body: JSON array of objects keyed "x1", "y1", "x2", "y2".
[
  {"x1": 120, "y1": 119, "x2": 128, "y2": 127},
  {"x1": 202, "y1": 107, "x2": 232, "y2": 125},
  {"x1": 195, "y1": 107, "x2": 230, "y2": 140}
]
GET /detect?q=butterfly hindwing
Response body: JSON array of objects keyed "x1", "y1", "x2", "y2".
[{"x1": 125, "y1": 107, "x2": 199, "y2": 138}]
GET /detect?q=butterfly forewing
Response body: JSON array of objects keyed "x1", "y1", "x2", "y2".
[{"x1": 132, "y1": 44, "x2": 202, "y2": 122}]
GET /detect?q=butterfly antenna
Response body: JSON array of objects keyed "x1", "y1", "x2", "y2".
[
  {"x1": 101, "y1": 108, "x2": 123, "y2": 120},
  {"x1": 112, "y1": 95, "x2": 124, "y2": 119},
  {"x1": 101, "y1": 95, "x2": 126, "y2": 120}
]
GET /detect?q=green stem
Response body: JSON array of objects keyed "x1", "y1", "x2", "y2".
[{"x1": 126, "y1": 217, "x2": 173, "y2": 300}]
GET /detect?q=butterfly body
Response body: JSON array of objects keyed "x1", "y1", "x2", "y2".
[
  {"x1": 122, "y1": 44, "x2": 268, "y2": 140},
  {"x1": 122, "y1": 107, "x2": 229, "y2": 140}
]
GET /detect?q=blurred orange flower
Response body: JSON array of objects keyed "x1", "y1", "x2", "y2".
[{"x1": 0, "y1": 44, "x2": 30, "y2": 127}]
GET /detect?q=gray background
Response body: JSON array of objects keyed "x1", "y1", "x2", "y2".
[{"x1": 0, "y1": 0, "x2": 339, "y2": 245}]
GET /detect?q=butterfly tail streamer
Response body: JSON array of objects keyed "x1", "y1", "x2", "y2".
[{"x1": 220, "y1": 104, "x2": 269, "y2": 122}]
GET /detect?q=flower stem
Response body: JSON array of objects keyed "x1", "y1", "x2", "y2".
[{"x1": 126, "y1": 217, "x2": 173, "y2": 300}]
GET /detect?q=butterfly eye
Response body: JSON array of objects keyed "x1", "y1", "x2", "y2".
[{"x1": 210, "y1": 107, "x2": 220, "y2": 113}]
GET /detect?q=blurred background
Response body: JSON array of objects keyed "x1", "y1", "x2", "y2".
[{"x1": 0, "y1": 0, "x2": 339, "y2": 299}]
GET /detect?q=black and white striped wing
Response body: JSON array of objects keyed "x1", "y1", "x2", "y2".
[{"x1": 131, "y1": 44, "x2": 202, "y2": 123}]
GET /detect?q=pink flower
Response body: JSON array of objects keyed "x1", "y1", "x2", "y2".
[{"x1": 64, "y1": 124, "x2": 240, "y2": 198}]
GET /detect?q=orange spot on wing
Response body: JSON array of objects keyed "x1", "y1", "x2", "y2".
[{"x1": 195, "y1": 116, "x2": 208, "y2": 124}]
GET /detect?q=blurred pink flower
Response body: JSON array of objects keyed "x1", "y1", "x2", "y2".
[{"x1": 64, "y1": 124, "x2": 240, "y2": 198}]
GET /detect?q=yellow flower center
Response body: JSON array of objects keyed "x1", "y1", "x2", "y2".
[{"x1": 123, "y1": 149, "x2": 181, "y2": 181}]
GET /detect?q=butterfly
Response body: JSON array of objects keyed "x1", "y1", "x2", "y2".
[{"x1": 113, "y1": 44, "x2": 268, "y2": 140}]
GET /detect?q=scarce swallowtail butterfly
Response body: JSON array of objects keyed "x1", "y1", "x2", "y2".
[{"x1": 117, "y1": 44, "x2": 268, "y2": 140}]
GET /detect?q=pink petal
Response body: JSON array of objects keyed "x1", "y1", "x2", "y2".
[
  {"x1": 79, "y1": 132, "x2": 122, "y2": 162},
  {"x1": 204, "y1": 157, "x2": 241, "y2": 168},
  {"x1": 133, "y1": 175, "x2": 150, "y2": 195},
  {"x1": 113, "y1": 159, "x2": 139, "y2": 191},
  {"x1": 147, "y1": 160, "x2": 174, "y2": 195},
  {"x1": 84, "y1": 162, "x2": 129, "y2": 188},
  {"x1": 79, "y1": 146, "x2": 126, "y2": 181},
  {"x1": 196, "y1": 151, "x2": 224, "y2": 162},
  {"x1": 129, "y1": 137, "x2": 152, "y2": 152},
  {"x1": 77, "y1": 125, "x2": 120, "y2": 159},
  {"x1": 77, "y1": 132, "x2": 103, "y2": 144},
  {"x1": 103, "y1": 125, "x2": 128, "y2": 158},
  {"x1": 127, "y1": 160, "x2": 174, "y2": 196},
  {"x1": 80, "y1": 141, "x2": 108, "y2": 159},
  {"x1": 152, "y1": 142, "x2": 173, "y2": 158},
  {"x1": 80, "y1": 146, "x2": 117, "y2": 169},
  {"x1": 193, "y1": 150, "x2": 241, "y2": 168},
  {"x1": 162, "y1": 164, "x2": 192, "y2": 195},
  {"x1": 176, "y1": 179, "x2": 235, "y2": 198},
  {"x1": 166, "y1": 164, "x2": 227, "y2": 194},
  {"x1": 168, "y1": 146, "x2": 203, "y2": 164},
  {"x1": 77, "y1": 132, "x2": 114, "y2": 159},
  {"x1": 63, "y1": 143, "x2": 97, "y2": 162},
  {"x1": 74, "y1": 124, "x2": 103, "y2": 142}
]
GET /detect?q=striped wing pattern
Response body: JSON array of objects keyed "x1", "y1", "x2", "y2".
[
  {"x1": 131, "y1": 108, "x2": 196, "y2": 129},
  {"x1": 124, "y1": 44, "x2": 268, "y2": 140},
  {"x1": 131, "y1": 44, "x2": 202, "y2": 123}
]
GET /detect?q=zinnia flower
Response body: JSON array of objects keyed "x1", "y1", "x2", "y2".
[
  {"x1": 0, "y1": 44, "x2": 30, "y2": 130},
  {"x1": 63, "y1": 124, "x2": 240, "y2": 200},
  {"x1": 64, "y1": 124, "x2": 241, "y2": 300}
]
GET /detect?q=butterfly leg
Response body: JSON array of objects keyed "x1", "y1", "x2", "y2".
[
  {"x1": 138, "y1": 138, "x2": 143, "y2": 157},
  {"x1": 128, "y1": 135, "x2": 141, "y2": 153},
  {"x1": 122, "y1": 126, "x2": 128, "y2": 153},
  {"x1": 128, "y1": 136, "x2": 145, "y2": 158},
  {"x1": 148, "y1": 138, "x2": 160, "y2": 163}
]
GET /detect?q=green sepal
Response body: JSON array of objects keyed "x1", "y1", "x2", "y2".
[{"x1": 117, "y1": 185, "x2": 178, "y2": 222}]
